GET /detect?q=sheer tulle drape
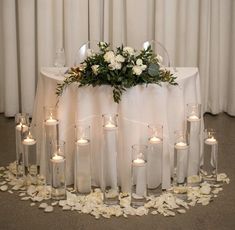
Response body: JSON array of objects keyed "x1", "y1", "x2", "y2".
[{"x1": 0, "y1": 0, "x2": 235, "y2": 116}]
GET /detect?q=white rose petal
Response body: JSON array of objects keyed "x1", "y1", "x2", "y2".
[
  {"x1": 0, "y1": 185, "x2": 8, "y2": 191},
  {"x1": 39, "y1": 203, "x2": 48, "y2": 209},
  {"x1": 44, "y1": 206, "x2": 54, "y2": 213}
]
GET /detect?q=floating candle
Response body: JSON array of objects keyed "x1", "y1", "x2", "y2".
[
  {"x1": 22, "y1": 137, "x2": 36, "y2": 145},
  {"x1": 188, "y1": 114, "x2": 200, "y2": 122},
  {"x1": 205, "y1": 136, "x2": 217, "y2": 145},
  {"x1": 149, "y1": 136, "x2": 162, "y2": 144},
  {"x1": 45, "y1": 116, "x2": 58, "y2": 126},
  {"x1": 175, "y1": 141, "x2": 188, "y2": 150},
  {"x1": 76, "y1": 138, "x2": 89, "y2": 146}
]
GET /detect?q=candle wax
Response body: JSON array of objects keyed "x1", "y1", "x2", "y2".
[
  {"x1": 51, "y1": 154, "x2": 64, "y2": 163},
  {"x1": 77, "y1": 138, "x2": 89, "y2": 146},
  {"x1": 205, "y1": 137, "x2": 217, "y2": 145},
  {"x1": 133, "y1": 158, "x2": 145, "y2": 166},
  {"x1": 104, "y1": 121, "x2": 117, "y2": 130},
  {"x1": 188, "y1": 115, "x2": 200, "y2": 121},
  {"x1": 23, "y1": 137, "x2": 36, "y2": 145},
  {"x1": 149, "y1": 136, "x2": 161, "y2": 144},
  {"x1": 175, "y1": 141, "x2": 188, "y2": 150},
  {"x1": 45, "y1": 117, "x2": 58, "y2": 126}
]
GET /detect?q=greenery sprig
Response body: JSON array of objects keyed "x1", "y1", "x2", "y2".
[{"x1": 56, "y1": 42, "x2": 177, "y2": 103}]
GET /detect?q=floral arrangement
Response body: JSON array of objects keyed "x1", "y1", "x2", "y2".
[{"x1": 56, "y1": 42, "x2": 177, "y2": 103}]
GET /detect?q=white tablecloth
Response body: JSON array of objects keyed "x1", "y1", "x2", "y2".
[{"x1": 32, "y1": 67, "x2": 202, "y2": 192}]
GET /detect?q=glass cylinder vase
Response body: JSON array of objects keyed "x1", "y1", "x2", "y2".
[
  {"x1": 200, "y1": 129, "x2": 218, "y2": 182},
  {"x1": 102, "y1": 114, "x2": 119, "y2": 205},
  {"x1": 15, "y1": 113, "x2": 29, "y2": 178},
  {"x1": 74, "y1": 124, "x2": 91, "y2": 194},
  {"x1": 131, "y1": 144, "x2": 148, "y2": 207},
  {"x1": 22, "y1": 125, "x2": 39, "y2": 183},
  {"x1": 44, "y1": 106, "x2": 59, "y2": 184},
  {"x1": 50, "y1": 140, "x2": 66, "y2": 200},
  {"x1": 186, "y1": 103, "x2": 202, "y2": 185},
  {"x1": 173, "y1": 131, "x2": 189, "y2": 187},
  {"x1": 147, "y1": 124, "x2": 163, "y2": 194}
]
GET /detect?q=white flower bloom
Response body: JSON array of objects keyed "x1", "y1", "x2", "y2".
[
  {"x1": 99, "y1": 42, "x2": 106, "y2": 46},
  {"x1": 109, "y1": 61, "x2": 122, "y2": 70},
  {"x1": 115, "y1": 54, "x2": 125, "y2": 63},
  {"x1": 132, "y1": 65, "x2": 142, "y2": 75},
  {"x1": 136, "y1": 58, "x2": 143, "y2": 66},
  {"x1": 91, "y1": 65, "x2": 99, "y2": 75},
  {"x1": 123, "y1": 46, "x2": 134, "y2": 55},
  {"x1": 104, "y1": 51, "x2": 115, "y2": 63},
  {"x1": 157, "y1": 54, "x2": 163, "y2": 63}
]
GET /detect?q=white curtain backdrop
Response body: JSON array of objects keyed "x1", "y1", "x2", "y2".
[{"x1": 0, "y1": 0, "x2": 235, "y2": 117}]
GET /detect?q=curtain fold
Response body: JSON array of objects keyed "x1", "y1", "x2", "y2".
[{"x1": 0, "y1": 0, "x2": 235, "y2": 116}]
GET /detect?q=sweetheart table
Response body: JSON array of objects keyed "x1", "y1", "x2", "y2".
[{"x1": 32, "y1": 67, "x2": 202, "y2": 192}]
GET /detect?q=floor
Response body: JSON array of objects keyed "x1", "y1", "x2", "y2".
[{"x1": 0, "y1": 113, "x2": 235, "y2": 230}]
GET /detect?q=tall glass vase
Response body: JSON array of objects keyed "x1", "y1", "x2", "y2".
[
  {"x1": 131, "y1": 144, "x2": 148, "y2": 207},
  {"x1": 147, "y1": 124, "x2": 163, "y2": 195},
  {"x1": 186, "y1": 103, "x2": 202, "y2": 185},
  {"x1": 22, "y1": 125, "x2": 39, "y2": 183},
  {"x1": 44, "y1": 106, "x2": 59, "y2": 184},
  {"x1": 74, "y1": 124, "x2": 91, "y2": 194},
  {"x1": 15, "y1": 113, "x2": 29, "y2": 178},
  {"x1": 173, "y1": 131, "x2": 189, "y2": 187},
  {"x1": 102, "y1": 114, "x2": 119, "y2": 205},
  {"x1": 50, "y1": 140, "x2": 66, "y2": 200},
  {"x1": 201, "y1": 129, "x2": 218, "y2": 182}
]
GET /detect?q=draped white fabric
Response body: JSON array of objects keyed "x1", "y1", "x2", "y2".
[{"x1": 0, "y1": 0, "x2": 235, "y2": 116}]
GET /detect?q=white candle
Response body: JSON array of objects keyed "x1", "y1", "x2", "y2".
[
  {"x1": 76, "y1": 138, "x2": 89, "y2": 146},
  {"x1": 51, "y1": 154, "x2": 64, "y2": 163},
  {"x1": 22, "y1": 137, "x2": 36, "y2": 145},
  {"x1": 16, "y1": 123, "x2": 28, "y2": 132},
  {"x1": 175, "y1": 141, "x2": 188, "y2": 150},
  {"x1": 133, "y1": 158, "x2": 145, "y2": 166},
  {"x1": 149, "y1": 136, "x2": 162, "y2": 144},
  {"x1": 104, "y1": 121, "x2": 117, "y2": 130},
  {"x1": 205, "y1": 137, "x2": 217, "y2": 145},
  {"x1": 188, "y1": 114, "x2": 200, "y2": 122},
  {"x1": 45, "y1": 116, "x2": 58, "y2": 126}
]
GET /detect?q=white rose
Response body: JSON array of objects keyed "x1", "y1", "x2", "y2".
[
  {"x1": 91, "y1": 65, "x2": 99, "y2": 75},
  {"x1": 157, "y1": 54, "x2": 163, "y2": 63},
  {"x1": 123, "y1": 46, "x2": 134, "y2": 55},
  {"x1": 104, "y1": 51, "x2": 115, "y2": 63},
  {"x1": 114, "y1": 62, "x2": 122, "y2": 70},
  {"x1": 136, "y1": 59, "x2": 143, "y2": 66},
  {"x1": 108, "y1": 61, "x2": 122, "y2": 70},
  {"x1": 132, "y1": 65, "x2": 142, "y2": 76},
  {"x1": 115, "y1": 54, "x2": 125, "y2": 63}
]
